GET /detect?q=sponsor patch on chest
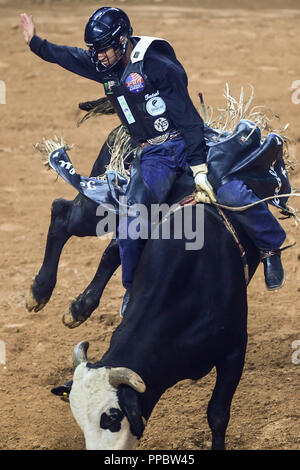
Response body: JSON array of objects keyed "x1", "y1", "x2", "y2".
[
  {"x1": 104, "y1": 80, "x2": 116, "y2": 94},
  {"x1": 125, "y1": 73, "x2": 145, "y2": 93},
  {"x1": 146, "y1": 97, "x2": 166, "y2": 116},
  {"x1": 117, "y1": 95, "x2": 136, "y2": 124},
  {"x1": 154, "y1": 117, "x2": 169, "y2": 132}
]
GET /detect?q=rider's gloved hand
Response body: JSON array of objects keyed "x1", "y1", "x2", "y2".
[{"x1": 191, "y1": 163, "x2": 216, "y2": 203}]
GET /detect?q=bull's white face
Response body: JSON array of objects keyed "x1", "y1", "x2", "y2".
[{"x1": 69, "y1": 363, "x2": 139, "y2": 450}]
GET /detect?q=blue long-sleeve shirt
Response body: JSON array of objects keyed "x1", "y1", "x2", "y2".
[{"x1": 29, "y1": 35, "x2": 207, "y2": 165}]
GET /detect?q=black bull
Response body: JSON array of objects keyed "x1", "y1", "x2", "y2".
[
  {"x1": 93, "y1": 207, "x2": 259, "y2": 450},
  {"x1": 51, "y1": 200, "x2": 260, "y2": 450},
  {"x1": 27, "y1": 126, "x2": 265, "y2": 449}
]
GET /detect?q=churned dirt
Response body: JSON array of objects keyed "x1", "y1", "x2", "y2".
[{"x1": 0, "y1": 0, "x2": 299, "y2": 451}]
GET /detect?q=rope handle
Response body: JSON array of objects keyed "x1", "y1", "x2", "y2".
[
  {"x1": 209, "y1": 192, "x2": 300, "y2": 212},
  {"x1": 192, "y1": 191, "x2": 300, "y2": 227}
]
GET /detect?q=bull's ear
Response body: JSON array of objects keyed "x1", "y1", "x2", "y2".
[
  {"x1": 51, "y1": 380, "x2": 73, "y2": 402},
  {"x1": 117, "y1": 385, "x2": 145, "y2": 440}
]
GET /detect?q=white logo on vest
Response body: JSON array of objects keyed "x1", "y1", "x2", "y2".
[
  {"x1": 146, "y1": 97, "x2": 166, "y2": 116},
  {"x1": 154, "y1": 117, "x2": 169, "y2": 132}
]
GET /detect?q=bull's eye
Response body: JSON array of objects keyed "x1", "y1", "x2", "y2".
[{"x1": 100, "y1": 408, "x2": 124, "y2": 432}]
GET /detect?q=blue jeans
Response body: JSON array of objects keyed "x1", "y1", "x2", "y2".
[
  {"x1": 117, "y1": 137, "x2": 188, "y2": 289},
  {"x1": 217, "y1": 180, "x2": 286, "y2": 250}
]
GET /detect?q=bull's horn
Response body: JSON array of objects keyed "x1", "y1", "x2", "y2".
[
  {"x1": 108, "y1": 367, "x2": 146, "y2": 393},
  {"x1": 72, "y1": 341, "x2": 89, "y2": 369}
]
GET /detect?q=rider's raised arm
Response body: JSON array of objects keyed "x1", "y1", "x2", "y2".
[
  {"x1": 20, "y1": 13, "x2": 103, "y2": 83},
  {"x1": 29, "y1": 35, "x2": 102, "y2": 83}
]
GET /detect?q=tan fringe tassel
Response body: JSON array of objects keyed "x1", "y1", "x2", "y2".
[
  {"x1": 104, "y1": 126, "x2": 136, "y2": 179},
  {"x1": 34, "y1": 135, "x2": 73, "y2": 170}
]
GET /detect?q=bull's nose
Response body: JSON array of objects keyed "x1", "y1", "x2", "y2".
[{"x1": 100, "y1": 408, "x2": 124, "y2": 432}]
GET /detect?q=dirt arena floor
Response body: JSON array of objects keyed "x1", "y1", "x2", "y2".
[{"x1": 0, "y1": 0, "x2": 300, "y2": 451}]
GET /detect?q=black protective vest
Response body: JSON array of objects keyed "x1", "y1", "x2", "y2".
[{"x1": 103, "y1": 36, "x2": 176, "y2": 142}]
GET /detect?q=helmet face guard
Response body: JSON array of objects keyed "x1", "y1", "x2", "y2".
[
  {"x1": 85, "y1": 7, "x2": 133, "y2": 72},
  {"x1": 88, "y1": 36, "x2": 130, "y2": 72}
]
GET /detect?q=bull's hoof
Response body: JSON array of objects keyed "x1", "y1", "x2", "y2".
[
  {"x1": 25, "y1": 286, "x2": 48, "y2": 312},
  {"x1": 62, "y1": 293, "x2": 98, "y2": 328},
  {"x1": 62, "y1": 309, "x2": 86, "y2": 329}
]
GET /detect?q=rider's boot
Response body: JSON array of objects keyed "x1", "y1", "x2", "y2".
[{"x1": 260, "y1": 249, "x2": 285, "y2": 290}]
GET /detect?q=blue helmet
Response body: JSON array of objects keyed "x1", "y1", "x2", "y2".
[{"x1": 85, "y1": 7, "x2": 133, "y2": 72}]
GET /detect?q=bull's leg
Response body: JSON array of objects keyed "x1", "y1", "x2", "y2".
[
  {"x1": 26, "y1": 198, "x2": 73, "y2": 312},
  {"x1": 206, "y1": 345, "x2": 246, "y2": 450},
  {"x1": 26, "y1": 194, "x2": 100, "y2": 312},
  {"x1": 62, "y1": 238, "x2": 121, "y2": 328}
]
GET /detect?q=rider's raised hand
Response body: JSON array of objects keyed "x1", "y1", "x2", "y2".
[{"x1": 19, "y1": 13, "x2": 36, "y2": 45}]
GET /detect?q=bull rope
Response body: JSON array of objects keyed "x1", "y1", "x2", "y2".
[{"x1": 193, "y1": 191, "x2": 300, "y2": 226}]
